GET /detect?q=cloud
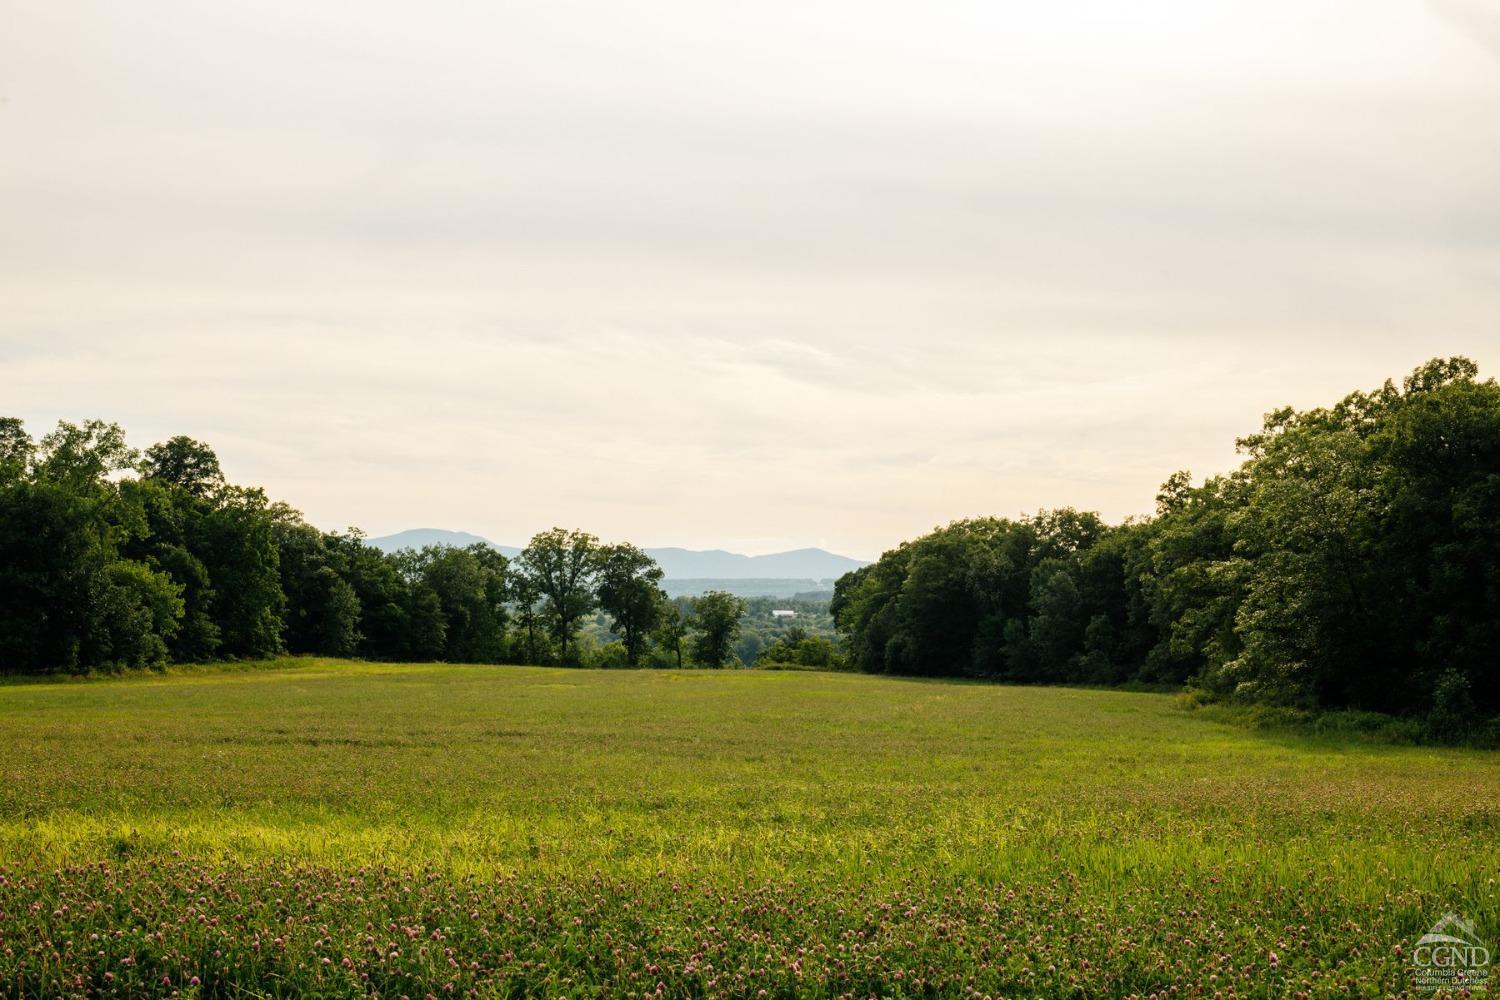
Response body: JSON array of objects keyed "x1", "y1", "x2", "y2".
[
  {"x1": 1431, "y1": 0, "x2": 1500, "y2": 59},
  {"x1": 2, "y1": 0, "x2": 1499, "y2": 557}
]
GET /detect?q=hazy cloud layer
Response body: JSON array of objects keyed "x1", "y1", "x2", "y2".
[{"x1": 3, "y1": 0, "x2": 1499, "y2": 557}]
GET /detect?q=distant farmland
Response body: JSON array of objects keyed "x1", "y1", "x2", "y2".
[
  {"x1": 659, "y1": 577, "x2": 835, "y2": 598},
  {"x1": 0, "y1": 660, "x2": 1494, "y2": 997}
]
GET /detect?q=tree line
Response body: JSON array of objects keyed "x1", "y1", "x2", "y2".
[
  {"x1": 0, "y1": 427, "x2": 750, "y2": 673},
  {"x1": 831, "y1": 358, "x2": 1498, "y2": 736},
  {"x1": 4, "y1": 356, "x2": 1495, "y2": 735}
]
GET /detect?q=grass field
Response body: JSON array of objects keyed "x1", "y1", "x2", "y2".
[{"x1": 0, "y1": 660, "x2": 1495, "y2": 997}]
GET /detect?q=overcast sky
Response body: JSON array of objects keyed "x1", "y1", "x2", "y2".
[{"x1": 3, "y1": 1, "x2": 1499, "y2": 558}]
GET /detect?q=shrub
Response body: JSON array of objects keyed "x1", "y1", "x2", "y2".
[
  {"x1": 1426, "y1": 669, "x2": 1479, "y2": 743},
  {"x1": 1174, "y1": 687, "x2": 1218, "y2": 710}
]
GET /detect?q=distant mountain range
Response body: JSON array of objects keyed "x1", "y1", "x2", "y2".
[
  {"x1": 369, "y1": 529, "x2": 507, "y2": 554},
  {"x1": 364, "y1": 529, "x2": 868, "y2": 582}
]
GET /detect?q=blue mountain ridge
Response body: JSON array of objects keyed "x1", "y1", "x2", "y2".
[{"x1": 364, "y1": 529, "x2": 868, "y2": 581}]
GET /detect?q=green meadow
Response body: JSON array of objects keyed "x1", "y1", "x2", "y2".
[{"x1": 1, "y1": 660, "x2": 1495, "y2": 998}]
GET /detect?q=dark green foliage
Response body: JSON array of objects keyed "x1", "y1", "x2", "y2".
[
  {"x1": 0, "y1": 423, "x2": 364, "y2": 672},
  {"x1": 0, "y1": 421, "x2": 184, "y2": 672},
  {"x1": 1, "y1": 421, "x2": 684, "y2": 673},
  {"x1": 1427, "y1": 668, "x2": 1478, "y2": 744},
  {"x1": 596, "y1": 543, "x2": 666, "y2": 666},
  {"x1": 834, "y1": 512, "x2": 1120, "y2": 681},
  {"x1": 96, "y1": 560, "x2": 185, "y2": 667},
  {"x1": 389, "y1": 544, "x2": 509, "y2": 662},
  {"x1": 197, "y1": 487, "x2": 285, "y2": 658},
  {"x1": 6, "y1": 356, "x2": 1497, "y2": 730},
  {"x1": 122, "y1": 478, "x2": 220, "y2": 661},
  {"x1": 755, "y1": 626, "x2": 845, "y2": 669},
  {"x1": 517, "y1": 528, "x2": 602, "y2": 664},
  {"x1": 508, "y1": 572, "x2": 549, "y2": 666},
  {"x1": 326, "y1": 532, "x2": 409, "y2": 661},
  {"x1": 0, "y1": 418, "x2": 30, "y2": 485},
  {"x1": 399, "y1": 585, "x2": 448, "y2": 661},
  {"x1": 689, "y1": 591, "x2": 749, "y2": 668},
  {"x1": 652, "y1": 596, "x2": 690, "y2": 669},
  {"x1": 834, "y1": 358, "x2": 1500, "y2": 732},
  {"x1": 141, "y1": 435, "x2": 225, "y2": 497},
  {"x1": 276, "y1": 520, "x2": 362, "y2": 658}
]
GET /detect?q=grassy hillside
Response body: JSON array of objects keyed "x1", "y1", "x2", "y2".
[{"x1": 0, "y1": 660, "x2": 1495, "y2": 997}]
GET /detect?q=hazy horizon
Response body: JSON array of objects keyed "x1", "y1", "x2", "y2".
[{"x1": 5, "y1": 1, "x2": 1499, "y2": 560}]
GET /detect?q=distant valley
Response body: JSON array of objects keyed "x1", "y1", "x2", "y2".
[{"x1": 364, "y1": 528, "x2": 868, "y2": 595}]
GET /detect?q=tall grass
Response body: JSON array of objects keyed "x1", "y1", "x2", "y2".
[{"x1": 0, "y1": 660, "x2": 1494, "y2": 996}]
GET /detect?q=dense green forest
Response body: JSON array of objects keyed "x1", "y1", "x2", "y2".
[
  {"x1": 832, "y1": 358, "x2": 1498, "y2": 736},
  {"x1": 2, "y1": 357, "x2": 1496, "y2": 735},
  {"x1": 571, "y1": 595, "x2": 839, "y2": 668},
  {"x1": 0, "y1": 425, "x2": 758, "y2": 672}
]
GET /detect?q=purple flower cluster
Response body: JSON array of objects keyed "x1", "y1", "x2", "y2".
[{"x1": 0, "y1": 858, "x2": 1478, "y2": 997}]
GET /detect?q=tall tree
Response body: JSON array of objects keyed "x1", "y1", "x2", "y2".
[
  {"x1": 517, "y1": 528, "x2": 601, "y2": 664},
  {"x1": 509, "y1": 571, "x2": 546, "y2": 665},
  {"x1": 400, "y1": 544, "x2": 509, "y2": 662},
  {"x1": 596, "y1": 543, "x2": 666, "y2": 666},
  {"x1": 34, "y1": 419, "x2": 136, "y2": 487},
  {"x1": 124, "y1": 477, "x2": 222, "y2": 661},
  {"x1": 274, "y1": 518, "x2": 362, "y2": 657},
  {"x1": 0, "y1": 420, "x2": 184, "y2": 672},
  {"x1": 142, "y1": 436, "x2": 225, "y2": 497},
  {"x1": 323, "y1": 530, "x2": 408, "y2": 660},
  {"x1": 653, "y1": 595, "x2": 690, "y2": 669},
  {"x1": 0, "y1": 418, "x2": 30, "y2": 485},
  {"x1": 689, "y1": 591, "x2": 748, "y2": 668},
  {"x1": 199, "y1": 486, "x2": 285, "y2": 658}
]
